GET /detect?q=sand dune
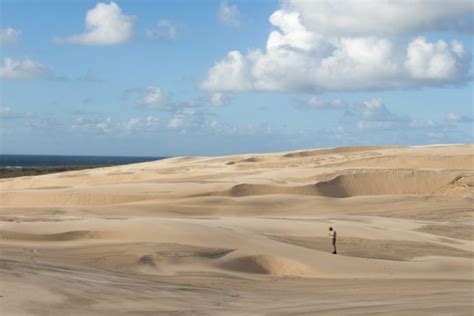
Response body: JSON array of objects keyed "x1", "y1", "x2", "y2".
[
  {"x1": 0, "y1": 189, "x2": 156, "y2": 207},
  {"x1": 1, "y1": 169, "x2": 469, "y2": 207},
  {"x1": 330, "y1": 154, "x2": 473, "y2": 169},
  {"x1": 282, "y1": 145, "x2": 389, "y2": 158},
  {"x1": 0, "y1": 145, "x2": 473, "y2": 315},
  {"x1": 0, "y1": 230, "x2": 117, "y2": 241},
  {"x1": 313, "y1": 170, "x2": 471, "y2": 197},
  {"x1": 268, "y1": 235, "x2": 473, "y2": 261},
  {"x1": 220, "y1": 254, "x2": 313, "y2": 276},
  {"x1": 226, "y1": 157, "x2": 264, "y2": 165},
  {"x1": 216, "y1": 169, "x2": 469, "y2": 198},
  {"x1": 417, "y1": 223, "x2": 474, "y2": 240}
]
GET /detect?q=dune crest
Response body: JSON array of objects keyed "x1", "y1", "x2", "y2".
[
  {"x1": 216, "y1": 169, "x2": 469, "y2": 198},
  {"x1": 282, "y1": 146, "x2": 389, "y2": 158}
]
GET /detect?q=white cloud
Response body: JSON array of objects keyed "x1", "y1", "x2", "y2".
[
  {"x1": 0, "y1": 27, "x2": 21, "y2": 46},
  {"x1": 141, "y1": 116, "x2": 160, "y2": 129},
  {"x1": 201, "y1": 51, "x2": 253, "y2": 91},
  {"x1": 72, "y1": 116, "x2": 110, "y2": 133},
  {"x1": 330, "y1": 97, "x2": 412, "y2": 131},
  {"x1": 446, "y1": 112, "x2": 473, "y2": 123},
  {"x1": 405, "y1": 37, "x2": 467, "y2": 80},
  {"x1": 137, "y1": 87, "x2": 171, "y2": 110},
  {"x1": 209, "y1": 93, "x2": 229, "y2": 106},
  {"x1": 218, "y1": 2, "x2": 241, "y2": 27},
  {"x1": 122, "y1": 116, "x2": 160, "y2": 132},
  {"x1": 73, "y1": 115, "x2": 160, "y2": 134},
  {"x1": 168, "y1": 115, "x2": 185, "y2": 129},
  {"x1": 55, "y1": 2, "x2": 135, "y2": 45},
  {"x1": 202, "y1": 1, "x2": 471, "y2": 93},
  {"x1": 287, "y1": 0, "x2": 473, "y2": 36},
  {"x1": 145, "y1": 19, "x2": 179, "y2": 40},
  {"x1": 315, "y1": 98, "x2": 471, "y2": 146},
  {"x1": 0, "y1": 57, "x2": 54, "y2": 80},
  {"x1": 357, "y1": 98, "x2": 404, "y2": 122},
  {"x1": 206, "y1": 120, "x2": 219, "y2": 129},
  {"x1": 95, "y1": 118, "x2": 113, "y2": 134}
]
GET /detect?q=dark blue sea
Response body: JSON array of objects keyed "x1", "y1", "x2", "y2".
[{"x1": 0, "y1": 154, "x2": 167, "y2": 168}]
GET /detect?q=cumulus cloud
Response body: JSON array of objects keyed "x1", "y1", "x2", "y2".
[
  {"x1": 202, "y1": 0, "x2": 471, "y2": 93},
  {"x1": 287, "y1": 0, "x2": 473, "y2": 36},
  {"x1": 202, "y1": 51, "x2": 253, "y2": 91},
  {"x1": 357, "y1": 98, "x2": 406, "y2": 122},
  {"x1": 218, "y1": 2, "x2": 241, "y2": 27},
  {"x1": 55, "y1": 2, "x2": 135, "y2": 45},
  {"x1": 0, "y1": 57, "x2": 54, "y2": 80},
  {"x1": 405, "y1": 38, "x2": 468, "y2": 80},
  {"x1": 131, "y1": 87, "x2": 222, "y2": 133},
  {"x1": 0, "y1": 27, "x2": 21, "y2": 46},
  {"x1": 145, "y1": 19, "x2": 180, "y2": 40},
  {"x1": 137, "y1": 87, "x2": 171, "y2": 110},
  {"x1": 161, "y1": 104, "x2": 218, "y2": 132}
]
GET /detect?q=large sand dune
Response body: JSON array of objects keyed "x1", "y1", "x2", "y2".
[
  {"x1": 216, "y1": 169, "x2": 469, "y2": 198},
  {"x1": 0, "y1": 145, "x2": 472, "y2": 315}
]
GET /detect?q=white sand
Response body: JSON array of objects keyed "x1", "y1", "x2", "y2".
[{"x1": 0, "y1": 145, "x2": 472, "y2": 315}]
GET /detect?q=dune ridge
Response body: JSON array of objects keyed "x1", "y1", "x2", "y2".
[
  {"x1": 282, "y1": 146, "x2": 390, "y2": 158},
  {"x1": 215, "y1": 169, "x2": 469, "y2": 198}
]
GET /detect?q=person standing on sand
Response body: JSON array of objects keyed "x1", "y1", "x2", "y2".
[{"x1": 329, "y1": 227, "x2": 337, "y2": 254}]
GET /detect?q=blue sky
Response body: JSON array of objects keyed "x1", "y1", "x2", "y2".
[{"x1": 1, "y1": 0, "x2": 473, "y2": 156}]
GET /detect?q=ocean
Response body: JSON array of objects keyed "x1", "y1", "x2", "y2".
[{"x1": 0, "y1": 154, "x2": 167, "y2": 168}]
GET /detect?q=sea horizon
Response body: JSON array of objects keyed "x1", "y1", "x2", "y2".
[{"x1": 0, "y1": 154, "x2": 167, "y2": 168}]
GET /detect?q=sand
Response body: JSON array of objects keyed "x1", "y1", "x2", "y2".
[{"x1": 0, "y1": 144, "x2": 472, "y2": 315}]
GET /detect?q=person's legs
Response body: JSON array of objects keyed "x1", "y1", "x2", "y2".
[{"x1": 332, "y1": 238, "x2": 337, "y2": 254}]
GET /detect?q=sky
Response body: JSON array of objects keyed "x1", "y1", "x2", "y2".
[{"x1": 0, "y1": 0, "x2": 473, "y2": 156}]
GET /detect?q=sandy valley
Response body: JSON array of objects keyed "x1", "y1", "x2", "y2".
[{"x1": 0, "y1": 145, "x2": 472, "y2": 315}]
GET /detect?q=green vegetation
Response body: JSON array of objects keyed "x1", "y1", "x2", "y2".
[{"x1": 0, "y1": 165, "x2": 112, "y2": 179}]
